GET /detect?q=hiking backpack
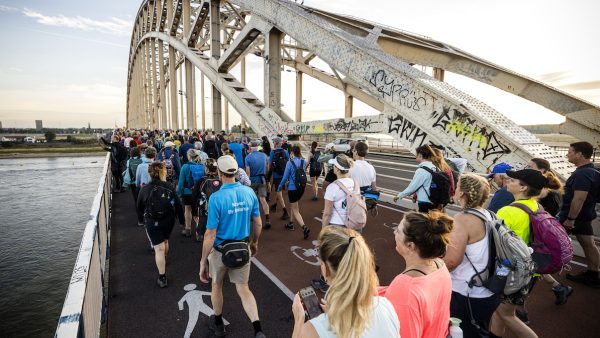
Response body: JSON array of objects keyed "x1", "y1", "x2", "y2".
[
  {"x1": 146, "y1": 185, "x2": 175, "y2": 219},
  {"x1": 421, "y1": 166, "x2": 451, "y2": 207},
  {"x1": 272, "y1": 149, "x2": 287, "y2": 175},
  {"x1": 334, "y1": 179, "x2": 367, "y2": 231},
  {"x1": 161, "y1": 152, "x2": 176, "y2": 182},
  {"x1": 205, "y1": 140, "x2": 220, "y2": 159},
  {"x1": 310, "y1": 150, "x2": 322, "y2": 172},
  {"x1": 128, "y1": 157, "x2": 143, "y2": 181},
  {"x1": 463, "y1": 208, "x2": 535, "y2": 295},
  {"x1": 197, "y1": 178, "x2": 222, "y2": 216},
  {"x1": 290, "y1": 159, "x2": 307, "y2": 188},
  {"x1": 510, "y1": 203, "x2": 573, "y2": 274},
  {"x1": 187, "y1": 163, "x2": 206, "y2": 189}
]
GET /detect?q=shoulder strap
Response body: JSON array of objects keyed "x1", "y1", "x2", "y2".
[
  {"x1": 334, "y1": 179, "x2": 353, "y2": 197},
  {"x1": 402, "y1": 269, "x2": 427, "y2": 276},
  {"x1": 509, "y1": 202, "x2": 536, "y2": 216}
]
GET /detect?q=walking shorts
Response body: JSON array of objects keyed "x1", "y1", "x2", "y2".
[{"x1": 208, "y1": 249, "x2": 251, "y2": 284}]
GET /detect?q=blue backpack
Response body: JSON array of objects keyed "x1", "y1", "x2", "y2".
[{"x1": 187, "y1": 163, "x2": 205, "y2": 188}]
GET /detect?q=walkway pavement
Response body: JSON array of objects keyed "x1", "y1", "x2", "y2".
[{"x1": 108, "y1": 183, "x2": 600, "y2": 337}]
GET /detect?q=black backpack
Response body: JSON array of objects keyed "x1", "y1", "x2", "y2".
[
  {"x1": 421, "y1": 166, "x2": 451, "y2": 207},
  {"x1": 146, "y1": 185, "x2": 175, "y2": 219},
  {"x1": 291, "y1": 159, "x2": 307, "y2": 188},
  {"x1": 197, "y1": 178, "x2": 222, "y2": 216},
  {"x1": 272, "y1": 149, "x2": 287, "y2": 175},
  {"x1": 204, "y1": 140, "x2": 220, "y2": 159},
  {"x1": 310, "y1": 150, "x2": 322, "y2": 172}
]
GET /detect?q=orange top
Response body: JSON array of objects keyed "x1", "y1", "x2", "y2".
[{"x1": 379, "y1": 262, "x2": 452, "y2": 338}]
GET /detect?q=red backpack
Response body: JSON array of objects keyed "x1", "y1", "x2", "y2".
[{"x1": 511, "y1": 203, "x2": 573, "y2": 274}]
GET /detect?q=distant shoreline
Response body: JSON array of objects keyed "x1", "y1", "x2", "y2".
[{"x1": 0, "y1": 152, "x2": 106, "y2": 159}]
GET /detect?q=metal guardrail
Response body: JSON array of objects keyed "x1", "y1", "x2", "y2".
[{"x1": 55, "y1": 153, "x2": 111, "y2": 338}]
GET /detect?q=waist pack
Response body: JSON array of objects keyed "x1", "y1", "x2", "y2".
[
  {"x1": 363, "y1": 189, "x2": 380, "y2": 215},
  {"x1": 510, "y1": 203, "x2": 573, "y2": 274},
  {"x1": 216, "y1": 239, "x2": 250, "y2": 268}
]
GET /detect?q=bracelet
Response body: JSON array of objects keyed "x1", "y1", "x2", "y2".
[{"x1": 567, "y1": 217, "x2": 576, "y2": 221}]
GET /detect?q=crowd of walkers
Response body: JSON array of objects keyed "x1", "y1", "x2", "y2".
[{"x1": 101, "y1": 129, "x2": 600, "y2": 338}]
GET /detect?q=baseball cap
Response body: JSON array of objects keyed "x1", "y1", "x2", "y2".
[
  {"x1": 164, "y1": 141, "x2": 175, "y2": 148},
  {"x1": 250, "y1": 140, "x2": 260, "y2": 148},
  {"x1": 217, "y1": 155, "x2": 238, "y2": 174},
  {"x1": 487, "y1": 162, "x2": 513, "y2": 179},
  {"x1": 506, "y1": 169, "x2": 546, "y2": 190},
  {"x1": 272, "y1": 137, "x2": 282, "y2": 145}
]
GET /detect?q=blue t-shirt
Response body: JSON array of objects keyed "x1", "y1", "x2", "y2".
[
  {"x1": 207, "y1": 182, "x2": 260, "y2": 247},
  {"x1": 228, "y1": 142, "x2": 245, "y2": 168},
  {"x1": 179, "y1": 143, "x2": 194, "y2": 164},
  {"x1": 487, "y1": 187, "x2": 515, "y2": 213},
  {"x1": 245, "y1": 151, "x2": 268, "y2": 184},
  {"x1": 269, "y1": 148, "x2": 289, "y2": 179},
  {"x1": 559, "y1": 163, "x2": 599, "y2": 221},
  {"x1": 279, "y1": 157, "x2": 307, "y2": 191}
]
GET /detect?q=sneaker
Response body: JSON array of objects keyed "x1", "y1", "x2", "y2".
[
  {"x1": 208, "y1": 315, "x2": 226, "y2": 337},
  {"x1": 515, "y1": 308, "x2": 529, "y2": 325},
  {"x1": 311, "y1": 278, "x2": 330, "y2": 293},
  {"x1": 264, "y1": 220, "x2": 271, "y2": 229},
  {"x1": 157, "y1": 275, "x2": 168, "y2": 288},
  {"x1": 255, "y1": 332, "x2": 266, "y2": 338},
  {"x1": 552, "y1": 284, "x2": 574, "y2": 305},
  {"x1": 181, "y1": 228, "x2": 192, "y2": 237},
  {"x1": 137, "y1": 221, "x2": 144, "y2": 227},
  {"x1": 284, "y1": 222, "x2": 295, "y2": 231},
  {"x1": 302, "y1": 225, "x2": 310, "y2": 239},
  {"x1": 567, "y1": 271, "x2": 600, "y2": 288},
  {"x1": 269, "y1": 203, "x2": 277, "y2": 212},
  {"x1": 281, "y1": 210, "x2": 290, "y2": 220}
]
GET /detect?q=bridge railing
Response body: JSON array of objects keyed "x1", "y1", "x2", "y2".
[{"x1": 55, "y1": 153, "x2": 111, "y2": 338}]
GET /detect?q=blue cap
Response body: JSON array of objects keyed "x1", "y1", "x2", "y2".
[{"x1": 487, "y1": 162, "x2": 513, "y2": 178}]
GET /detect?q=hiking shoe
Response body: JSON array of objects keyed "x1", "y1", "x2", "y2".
[
  {"x1": 552, "y1": 284, "x2": 573, "y2": 305},
  {"x1": 181, "y1": 228, "x2": 192, "y2": 237},
  {"x1": 157, "y1": 275, "x2": 168, "y2": 288},
  {"x1": 281, "y1": 210, "x2": 290, "y2": 220},
  {"x1": 302, "y1": 225, "x2": 310, "y2": 239},
  {"x1": 516, "y1": 308, "x2": 529, "y2": 325},
  {"x1": 284, "y1": 222, "x2": 295, "y2": 231},
  {"x1": 269, "y1": 203, "x2": 277, "y2": 212},
  {"x1": 311, "y1": 278, "x2": 329, "y2": 293},
  {"x1": 255, "y1": 332, "x2": 266, "y2": 338},
  {"x1": 264, "y1": 220, "x2": 271, "y2": 229},
  {"x1": 567, "y1": 271, "x2": 600, "y2": 288},
  {"x1": 208, "y1": 315, "x2": 226, "y2": 337}
]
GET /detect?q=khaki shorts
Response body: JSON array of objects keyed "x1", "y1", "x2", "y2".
[
  {"x1": 251, "y1": 183, "x2": 268, "y2": 197},
  {"x1": 208, "y1": 249, "x2": 251, "y2": 284}
]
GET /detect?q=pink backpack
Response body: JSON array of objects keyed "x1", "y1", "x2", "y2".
[
  {"x1": 334, "y1": 179, "x2": 367, "y2": 231},
  {"x1": 511, "y1": 203, "x2": 573, "y2": 274}
]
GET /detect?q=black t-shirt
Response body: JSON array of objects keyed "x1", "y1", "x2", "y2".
[
  {"x1": 539, "y1": 190, "x2": 562, "y2": 217},
  {"x1": 560, "y1": 163, "x2": 599, "y2": 221}
]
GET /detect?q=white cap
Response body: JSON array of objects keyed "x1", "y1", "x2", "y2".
[
  {"x1": 164, "y1": 141, "x2": 175, "y2": 147},
  {"x1": 217, "y1": 155, "x2": 238, "y2": 174}
]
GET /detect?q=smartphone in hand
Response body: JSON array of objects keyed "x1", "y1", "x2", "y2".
[{"x1": 299, "y1": 286, "x2": 323, "y2": 320}]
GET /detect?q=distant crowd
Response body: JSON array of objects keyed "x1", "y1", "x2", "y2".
[{"x1": 100, "y1": 128, "x2": 600, "y2": 338}]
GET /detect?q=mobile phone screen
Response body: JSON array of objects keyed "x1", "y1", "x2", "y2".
[{"x1": 299, "y1": 287, "x2": 323, "y2": 319}]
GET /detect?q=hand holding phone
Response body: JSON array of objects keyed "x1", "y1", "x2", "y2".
[{"x1": 299, "y1": 286, "x2": 323, "y2": 320}]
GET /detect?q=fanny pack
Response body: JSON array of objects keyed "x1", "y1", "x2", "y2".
[{"x1": 216, "y1": 238, "x2": 250, "y2": 268}]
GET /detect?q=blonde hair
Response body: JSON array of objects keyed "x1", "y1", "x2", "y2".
[
  {"x1": 334, "y1": 154, "x2": 354, "y2": 175},
  {"x1": 148, "y1": 161, "x2": 166, "y2": 182},
  {"x1": 432, "y1": 148, "x2": 451, "y2": 173},
  {"x1": 457, "y1": 173, "x2": 490, "y2": 208},
  {"x1": 319, "y1": 227, "x2": 378, "y2": 338}
]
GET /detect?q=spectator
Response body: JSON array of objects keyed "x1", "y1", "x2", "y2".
[
  {"x1": 136, "y1": 161, "x2": 184, "y2": 288},
  {"x1": 245, "y1": 140, "x2": 271, "y2": 229},
  {"x1": 393, "y1": 145, "x2": 439, "y2": 213},
  {"x1": 444, "y1": 174, "x2": 500, "y2": 337},
  {"x1": 486, "y1": 162, "x2": 514, "y2": 213},
  {"x1": 559, "y1": 142, "x2": 600, "y2": 288},
  {"x1": 349, "y1": 141, "x2": 377, "y2": 192},
  {"x1": 292, "y1": 227, "x2": 400, "y2": 338},
  {"x1": 198, "y1": 155, "x2": 265, "y2": 338},
  {"x1": 380, "y1": 211, "x2": 453, "y2": 338},
  {"x1": 278, "y1": 145, "x2": 310, "y2": 239},
  {"x1": 99, "y1": 134, "x2": 128, "y2": 192}
]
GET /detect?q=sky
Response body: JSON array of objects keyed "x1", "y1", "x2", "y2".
[{"x1": 0, "y1": 0, "x2": 598, "y2": 128}]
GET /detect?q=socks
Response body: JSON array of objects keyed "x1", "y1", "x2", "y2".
[
  {"x1": 215, "y1": 314, "x2": 224, "y2": 326},
  {"x1": 252, "y1": 321, "x2": 262, "y2": 335}
]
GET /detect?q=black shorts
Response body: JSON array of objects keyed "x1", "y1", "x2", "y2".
[
  {"x1": 145, "y1": 219, "x2": 175, "y2": 246},
  {"x1": 450, "y1": 292, "x2": 500, "y2": 338},
  {"x1": 288, "y1": 186, "x2": 305, "y2": 203},
  {"x1": 570, "y1": 220, "x2": 594, "y2": 236},
  {"x1": 309, "y1": 169, "x2": 321, "y2": 178},
  {"x1": 272, "y1": 177, "x2": 284, "y2": 191},
  {"x1": 182, "y1": 194, "x2": 194, "y2": 206}
]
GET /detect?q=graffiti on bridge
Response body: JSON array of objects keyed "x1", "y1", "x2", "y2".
[
  {"x1": 365, "y1": 68, "x2": 427, "y2": 111},
  {"x1": 326, "y1": 118, "x2": 379, "y2": 133},
  {"x1": 387, "y1": 114, "x2": 427, "y2": 147},
  {"x1": 430, "y1": 107, "x2": 510, "y2": 161}
]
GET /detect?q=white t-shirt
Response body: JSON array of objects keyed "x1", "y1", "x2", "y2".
[
  {"x1": 310, "y1": 296, "x2": 400, "y2": 338},
  {"x1": 324, "y1": 178, "x2": 355, "y2": 226},
  {"x1": 349, "y1": 160, "x2": 376, "y2": 188}
]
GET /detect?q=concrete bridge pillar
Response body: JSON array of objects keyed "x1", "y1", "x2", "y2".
[
  {"x1": 168, "y1": 46, "x2": 178, "y2": 130},
  {"x1": 210, "y1": 0, "x2": 222, "y2": 131},
  {"x1": 265, "y1": 28, "x2": 282, "y2": 116},
  {"x1": 345, "y1": 94, "x2": 353, "y2": 119},
  {"x1": 295, "y1": 71, "x2": 303, "y2": 122},
  {"x1": 158, "y1": 39, "x2": 167, "y2": 129}
]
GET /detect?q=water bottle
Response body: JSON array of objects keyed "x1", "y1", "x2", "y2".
[
  {"x1": 496, "y1": 258, "x2": 511, "y2": 277},
  {"x1": 487, "y1": 258, "x2": 511, "y2": 294},
  {"x1": 447, "y1": 317, "x2": 463, "y2": 338}
]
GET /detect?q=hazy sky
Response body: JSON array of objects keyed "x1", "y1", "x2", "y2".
[{"x1": 0, "y1": 0, "x2": 598, "y2": 128}]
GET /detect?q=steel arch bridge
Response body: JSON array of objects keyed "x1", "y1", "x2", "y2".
[{"x1": 126, "y1": 0, "x2": 599, "y2": 179}]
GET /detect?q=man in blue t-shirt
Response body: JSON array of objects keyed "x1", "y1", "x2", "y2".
[
  {"x1": 228, "y1": 137, "x2": 245, "y2": 168},
  {"x1": 245, "y1": 140, "x2": 271, "y2": 228},
  {"x1": 486, "y1": 162, "x2": 514, "y2": 213},
  {"x1": 178, "y1": 136, "x2": 194, "y2": 164},
  {"x1": 560, "y1": 142, "x2": 600, "y2": 288},
  {"x1": 268, "y1": 137, "x2": 290, "y2": 220},
  {"x1": 199, "y1": 155, "x2": 265, "y2": 337}
]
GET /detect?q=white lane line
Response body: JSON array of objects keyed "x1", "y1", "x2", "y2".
[
  {"x1": 368, "y1": 158, "x2": 417, "y2": 168},
  {"x1": 251, "y1": 257, "x2": 295, "y2": 300},
  {"x1": 377, "y1": 173, "x2": 412, "y2": 182},
  {"x1": 372, "y1": 164, "x2": 416, "y2": 174}
]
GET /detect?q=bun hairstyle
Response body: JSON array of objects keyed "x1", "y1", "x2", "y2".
[
  {"x1": 148, "y1": 161, "x2": 166, "y2": 181},
  {"x1": 543, "y1": 171, "x2": 563, "y2": 192},
  {"x1": 318, "y1": 227, "x2": 378, "y2": 338},
  {"x1": 311, "y1": 141, "x2": 318, "y2": 151},
  {"x1": 415, "y1": 145, "x2": 435, "y2": 160},
  {"x1": 402, "y1": 211, "x2": 454, "y2": 259},
  {"x1": 457, "y1": 174, "x2": 490, "y2": 208},
  {"x1": 221, "y1": 142, "x2": 231, "y2": 154}
]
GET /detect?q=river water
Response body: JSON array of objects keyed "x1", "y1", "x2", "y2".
[{"x1": 0, "y1": 155, "x2": 106, "y2": 337}]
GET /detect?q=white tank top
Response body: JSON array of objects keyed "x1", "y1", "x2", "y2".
[{"x1": 451, "y1": 209, "x2": 494, "y2": 298}]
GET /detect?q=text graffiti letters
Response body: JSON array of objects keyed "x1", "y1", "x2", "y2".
[
  {"x1": 387, "y1": 114, "x2": 427, "y2": 147},
  {"x1": 366, "y1": 69, "x2": 427, "y2": 111}
]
